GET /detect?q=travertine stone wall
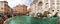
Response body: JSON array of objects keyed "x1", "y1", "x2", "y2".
[{"x1": 29, "y1": 0, "x2": 60, "y2": 17}]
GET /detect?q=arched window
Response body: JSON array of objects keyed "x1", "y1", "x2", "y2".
[
  {"x1": 32, "y1": 0, "x2": 38, "y2": 4},
  {"x1": 38, "y1": 1, "x2": 43, "y2": 6},
  {"x1": 1, "y1": 8, "x2": 3, "y2": 9}
]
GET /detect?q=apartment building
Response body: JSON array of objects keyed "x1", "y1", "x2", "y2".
[
  {"x1": 0, "y1": 1, "x2": 4, "y2": 14},
  {"x1": 4, "y1": 1, "x2": 12, "y2": 14},
  {"x1": 13, "y1": 4, "x2": 27, "y2": 15}
]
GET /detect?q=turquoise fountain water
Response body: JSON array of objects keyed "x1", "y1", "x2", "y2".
[{"x1": 4, "y1": 15, "x2": 60, "y2": 24}]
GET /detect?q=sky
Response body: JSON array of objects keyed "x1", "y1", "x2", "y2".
[
  {"x1": 0, "y1": 0, "x2": 33, "y2": 9},
  {"x1": 0, "y1": 0, "x2": 4, "y2": 1},
  {"x1": 6, "y1": 0, "x2": 33, "y2": 9}
]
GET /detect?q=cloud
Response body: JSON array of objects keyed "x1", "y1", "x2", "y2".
[{"x1": 6, "y1": 0, "x2": 32, "y2": 8}]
